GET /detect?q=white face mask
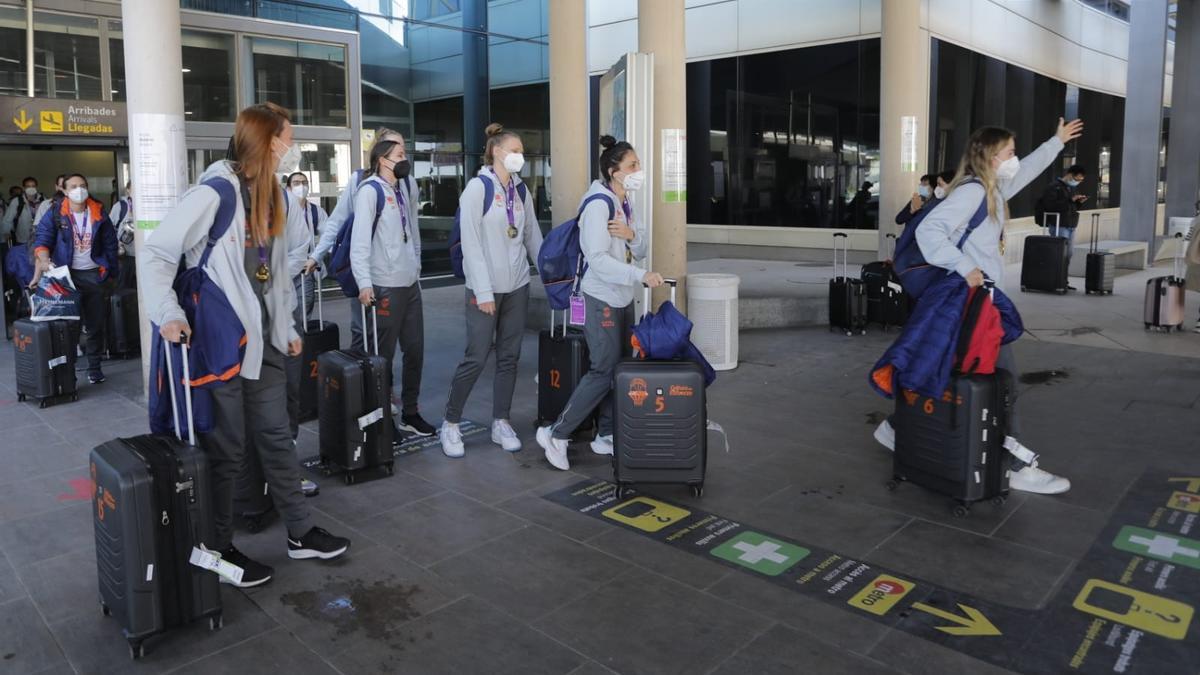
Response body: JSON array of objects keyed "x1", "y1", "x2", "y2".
[
  {"x1": 276, "y1": 141, "x2": 301, "y2": 174},
  {"x1": 917, "y1": 185, "x2": 932, "y2": 199},
  {"x1": 995, "y1": 156, "x2": 1020, "y2": 181},
  {"x1": 24, "y1": 187, "x2": 37, "y2": 199},
  {"x1": 1065, "y1": 178, "x2": 1081, "y2": 188},
  {"x1": 621, "y1": 170, "x2": 646, "y2": 192},
  {"x1": 934, "y1": 186, "x2": 946, "y2": 200},
  {"x1": 67, "y1": 187, "x2": 89, "y2": 204},
  {"x1": 290, "y1": 184, "x2": 309, "y2": 200},
  {"x1": 502, "y1": 151, "x2": 525, "y2": 174}
]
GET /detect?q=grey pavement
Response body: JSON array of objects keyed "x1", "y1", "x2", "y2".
[{"x1": 0, "y1": 276, "x2": 1198, "y2": 674}]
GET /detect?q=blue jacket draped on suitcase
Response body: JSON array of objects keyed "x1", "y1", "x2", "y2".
[
  {"x1": 630, "y1": 299, "x2": 717, "y2": 387},
  {"x1": 869, "y1": 275, "x2": 1022, "y2": 401}
]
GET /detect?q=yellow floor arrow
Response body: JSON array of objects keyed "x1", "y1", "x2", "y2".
[
  {"x1": 911, "y1": 602, "x2": 1002, "y2": 636},
  {"x1": 13, "y1": 109, "x2": 32, "y2": 132}
]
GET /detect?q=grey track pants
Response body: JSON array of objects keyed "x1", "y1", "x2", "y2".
[
  {"x1": 368, "y1": 284, "x2": 424, "y2": 416},
  {"x1": 203, "y1": 346, "x2": 313, "y2": 549},
  {"x1": 444, "y1": 285, "x2": 530, "y2": 423},
  {"x1": 551, "y1": 293, "x2": 634, "y2": 440}
]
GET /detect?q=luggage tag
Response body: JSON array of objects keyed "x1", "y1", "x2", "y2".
[
  {"x1": 568, "y1": 293, "x2": 586, "y2": 326},
  {"x1": 190, "y1": 546, "x2": 245, "y2": 585}
]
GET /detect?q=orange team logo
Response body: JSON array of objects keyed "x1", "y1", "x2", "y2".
[
  {"x1": 902, "y1": 391, "x2": 920, "y2": 407},
  {"x1": 13, "y1": 331, "x2": 31, "y2": 352},
  {"x1": 628, "y1": 378, "x2": 648, "y2": 407},
  {"x1": 603, "y1": 306, "x2": 612, "y2": 319}
]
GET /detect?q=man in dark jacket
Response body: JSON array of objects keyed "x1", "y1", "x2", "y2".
[
  {"x1": 1035, "y1": 165, "x2": 1088, "y2": 286},
  {"x1": 32, "y1": 173, "x2": 119, "y2": 384}
]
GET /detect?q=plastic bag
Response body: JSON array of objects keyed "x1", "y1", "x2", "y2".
[{"x1": 30, "y1": 265, "x2": 81, "y2": 321}]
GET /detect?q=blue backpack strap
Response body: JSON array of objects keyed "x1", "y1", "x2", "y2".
[
  {"x1": 954, "y1": 178, "x2": 989, "y2": 249},
  {"x1": 480, "y1": 176, "x2": 494, "y2": 216},
  {"x1": 198, "y1": 178, "x2": 238, "y2": 268},
  {"x1": 574, "y1": 193, "x2": 617, "y2": 283},
  {"x1": 365, "y1": 180, "x2": 385, "y2": 236}
]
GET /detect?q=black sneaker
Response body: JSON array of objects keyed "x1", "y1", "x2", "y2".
[
  {"x1": 287, "y1": 526, "x2": 350, "y2": 560},
  {"x1": 397, "y1": 412, "x2": 436, "y2": 437},
  {"x1": 1067, "y1": 285, "x2": 1078, "y2": 291},
  {"x1": 88, "y1": 371, "x2": 106, "y2": 384},
  {"x1": 218, "y1": 546, "x2": 274, "y2": 588}
]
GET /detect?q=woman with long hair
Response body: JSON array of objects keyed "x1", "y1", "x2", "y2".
[
  {"x1": 875, "y1": 117, "x2": 1084, "y2": 495},
  {"x1": 142, "y1": 103, "x2": 351, "y2": 588},
  {"x1": 536, "y1": 135, "x2": 665, "y2": 471},
  {"x1": 440, "y1": 123, "x2": 544, "y2": 457}
]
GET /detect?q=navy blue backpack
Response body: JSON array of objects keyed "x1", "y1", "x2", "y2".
[
  {"x1": 328, "y1": 180, "x2": 386, "y2": 297},
  {"x1": 537, "y1": 193, "x2": 615, "y2": 310},
  {"x1": 449, "y1": 176, "x2": 527, "y2": 279},
  {"x1": 892, "y1": 180, "x2": 988, "y2": 300}
]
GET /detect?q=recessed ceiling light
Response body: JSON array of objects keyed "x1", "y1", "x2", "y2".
[{"x1": 181, "y1": 68, "x2": 191, "y2": 73}]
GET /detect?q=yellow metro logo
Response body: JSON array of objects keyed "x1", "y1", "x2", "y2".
[
  {"x1": 848, "y1": 575, "x2": 914, "y2": 615},
  {"x1": 40, "y1": 110, "x2": 63, "y2": 132}
]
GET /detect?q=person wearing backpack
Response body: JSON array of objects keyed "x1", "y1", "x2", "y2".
[
  {"x1": 109, "y1": 181, "x2": 136, "y2": 290},
  {"x1": 285, "y1": 171, "x2": 326, "y2": 323},
  {"x1": 349, "y1": 137, "x2": 436, "y2": 438},
  {"x1": 141, "y1": 102, "x2": 352, "y2": 588},
  {"x1": 535, "y1": 136, "x2": 665, "y2": 471},
  {"x1": 304, "y1": 127, "x2": 410, "y2": 354},
  {"x1": 874, "y1": 118, "x2": 1084, "y2": 495},
  {"x1": 2, "y1": 177, "x2": 44, "y2": 246},
  {"x1": 439, "y1": 123, "x2": 544, "y2": 458},
  {"x1": 33, "y1": 175, "x2": 66, "y2": 235}
]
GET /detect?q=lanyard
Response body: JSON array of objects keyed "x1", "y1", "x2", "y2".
[
  {"x1": 391, "y1": 181, "x2": 409, "y2": 240},
  {"x1": 620, "y1": 196, "x2": 633, "y2": 262}
]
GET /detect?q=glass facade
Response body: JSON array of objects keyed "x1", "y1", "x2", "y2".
[
  {"x1": 251, "y1": 37, "x2": 348, "y2": 127},
  {"x1": 33, "y1": 12, "x2": 102, "y2": 101},
  {"x1": 0, "y1": 6, "x2": 25, "y2": 97},
  {"x1": 683, "y1": 40, "x2": 881, "y2": 229},
  {"x1": 110, "y1": 26, "x2": 237, "y2": 122}
]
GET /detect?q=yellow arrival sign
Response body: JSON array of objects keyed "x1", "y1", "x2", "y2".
[{"x1": 2, "y1": 97, "x2": 126, "y2": 137}]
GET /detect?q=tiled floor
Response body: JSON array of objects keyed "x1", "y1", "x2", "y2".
[{"x1": 0, "y1": 282, "x2": 1198, "y2": 674}]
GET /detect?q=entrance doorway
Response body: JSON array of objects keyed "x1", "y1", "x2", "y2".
[{"x1": 0, "y1": 146, "x2": 122, "y2": 207}]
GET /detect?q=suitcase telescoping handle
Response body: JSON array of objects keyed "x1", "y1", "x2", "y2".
[
  {"x1": 886, "y1": 232, "x2": 897, "y2": 259},
  {"x1": 1045, "y1": 212, "x2": 1061, "y2": 237},
  {"x1": 1090, "y1": 213, "x2": 1100, "y2": 254},
  {"x1": 833, "y1": 232, "x2": 849, "y2": 279},
  {"x1": 548, "y1": 308, "x2": 569, "y2": 338},
  {"x1": 360, "y1": 301, "x2": 380, "y2": 356},
  {"x1": 1173, "y1": 232, "x2": 1186, "y2": 280},
  {"x1": 641, "y1": 278, "x2": 678, "y2": 319},
  {"x1": 162, "y1": 334, "x2": 197, "y2": 446},
  {"x1": 300, "y1": 268, "x2": 324, "y2": 329}
]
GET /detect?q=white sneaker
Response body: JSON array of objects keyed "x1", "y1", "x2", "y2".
[
  {"x1": 491, "y1": 419, "x2": 523, "y2": 452},
  {"x1": 440, "y1": 421, "x2": 464, "y2": 458},
  {"x1": 1194, "y1": 321, "x2": 1200, "y2": 334},
  {"x1": 1009, "y1": 463, "x2": 1071, "y2": 495},
  {"x1": 590, "y1": 434, "x2": 614, "y2": 456},
  {"x1": 536, "y1": 426, "x2": 570, "y2": 470},
  {"x1": 873, "y1": 419, "x2": 895, "y2": 452}
]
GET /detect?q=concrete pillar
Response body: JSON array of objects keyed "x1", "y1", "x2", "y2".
[
  {"x1": 878, "y1": 0, "x2": 930, "y2": 255},
  {"x1": 548, "y1": 0, "x2": 590, "y2": 227},
  {"x1": 121, "y1": 0, "x2": 187, "y2": 390},
  {"x1": 462, "y1": 0, "x2": 489, "y2": 177},
  {"x1": 1118, "y1": 0, "x2": 1170, "y2": 243},
  {"x1": 1166, "y1": 0, "x2": 1200, "y2": 220},
  {"x1": 638, "y1": 0, "x2": 687, "y2": 309}
]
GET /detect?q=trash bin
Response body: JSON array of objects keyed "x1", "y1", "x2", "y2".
[{"x1": 687, "y1": 273, "x2": 739, "y2": 371}]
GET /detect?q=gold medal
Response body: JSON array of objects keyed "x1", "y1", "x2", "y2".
[
  {"x1": 625, "y1": 248, "x2": 633, "y2": 264},
  {"x1": 999, "y1": 238, "x2": 1007, "y2": 255},
  {"x1": 507, "y1": 225, "x2": 518, "y2": 239},
  {"x1": 255, "y1": 263, "x2": 271, "y2": 282}
]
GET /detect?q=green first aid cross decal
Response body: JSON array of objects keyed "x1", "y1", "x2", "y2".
[
  {"x1": 1112, "y1": 526, "x2": 1200, "y2": 570},
  {"x1": 711, "y1": 531, "x2": 810, "y2": 576}
]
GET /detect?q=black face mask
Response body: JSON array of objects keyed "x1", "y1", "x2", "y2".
[{"x1": 393, "y1": 159, "x2": 411, "y2": 180}]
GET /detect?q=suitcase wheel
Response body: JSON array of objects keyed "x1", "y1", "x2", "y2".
[
  {"x1": 39, "y1": 399, "x2": 48, "y2": 409},
  {"x1": 690, "y1": 484, "x2": 704, "y2": 498},
  {"x1": 614, "y1": 485, "x2": 633, "y2": 500},
  {"x1": 951, "y1": 504, "x2": 970, "y2": 518},
  {"x1": 990, "y1": 495, "x2": 1007, "y2": 508},
  {"x1": 71, "y1": 394, "x2": 78, "y2": 402},
  {"x1": 209, "y1": 613, "x2": 223, "y2": 631},
  {"x1": 885, "y1": 480, "x2": 899, "y2": 492},
  {"x1": 16, "y1": 393, "x2": 24, "y2": 402},
  {"x1": 129, "y1": 640, "x2": 145, "y2": 660},
  {"x1": 344, "y1": 473, "x2": 356, "y2": 486},
  {"x1": 100, "y1": 601, "x2": 111, "y2": 617},
  {"x1": 383, "y1": 463, "x2": 395, "y2": 477}
]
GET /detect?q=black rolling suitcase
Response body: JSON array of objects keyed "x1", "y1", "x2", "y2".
[
  {"x1": 829, "y1": 232, "x2": 867, "y2": 335},
  {"x1": 537, "y1": 309, "x2": 595, "y2": 437},
  {"x1": 298, "y1": 274, "x2": 339, "y2": 422},
  {"x1": 317, "y1": 304, "x2": 394, "y2": 484},
  {"x1": 613, "y1": 281, "x2": 707, "y2": 498},
  {"x1": 1020, "y1": 212, "x2": 1069, "y2": 294},
  {"x1": 1084, "y1": 213, "x2": 1114, "y2": 295},
  {"x1": 91, "y1": 339, "x2": 223, "y2": 660},
  {"x1": 106, "y1": 288, "x2": 141, "y2": 358},
  {"x1": 13, "y1": 316, "x2": 78, "y2": 407},
  {"x1": 861, "y1": 233, "x2": 909, "y2": 329}
]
